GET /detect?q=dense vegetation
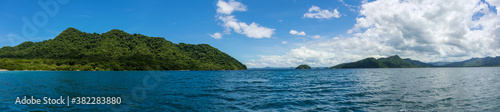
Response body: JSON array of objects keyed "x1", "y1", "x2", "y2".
[
  {"x1": 403, "y1": 59, "x2": 435, "y2": 67},
  {"x1": 330, "y1": 55, "x2": 432, "y2": 69},
  {"x1": 331, "y1": 55, "x2": 500, "y2": 69},
  {"x1": 295, "y1": 64, "x2": 311, "y2": 69},
  {"x1": 0, "y1": 28, "x2": 246, "y2": 71}
]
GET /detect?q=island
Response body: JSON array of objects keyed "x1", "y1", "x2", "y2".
[
  {"x1": 295, "y1": 64, "x2": 311, "y2": 69},
  {"x1": 331, "y1": 55, "x2": 500, "y2": 68},
  {"x1": 0, "y1": 28, "x2": 247, "y2": 71}
]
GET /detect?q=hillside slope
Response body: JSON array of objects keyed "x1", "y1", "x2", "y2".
[
  {"x1": 331, "y1": 55, "x2": 432, "y2": 69},
  {"x1": 0, "y1": 28, "x2": 246, "y2": 70}
]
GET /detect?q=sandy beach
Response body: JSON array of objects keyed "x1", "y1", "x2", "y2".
[{"x1": 0, "y1": 69, "x2": 8, "y2": 71}]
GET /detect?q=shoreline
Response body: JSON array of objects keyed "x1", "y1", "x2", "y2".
[
  {"x1": 0, "y1": 67, "x2": 498, "y2": 71},
  {"x1": 0, "y1": 69, "x2": 247, "y2": 71}
]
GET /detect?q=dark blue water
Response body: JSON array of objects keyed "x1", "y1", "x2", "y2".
[{"x1": 1, "y1": 68, "x2": 500, "y2": 111}]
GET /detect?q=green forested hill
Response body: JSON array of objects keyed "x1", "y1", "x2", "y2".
[
  {"x1": 331, "y1": 55, "x2": 500, "y2": 69},
  {"x1": 403, "y1": 59, "x2": 435, "y2": 67},
  {"x1": 295, "y1": 64, "x2": 311, "y2": 69},
  {"x1": 331, "y1": 57, "x2": 385, "y2": 68},
  {"x1": 330, "y1": 55, "x2": 432, "y2": 69},
  {"x1": 0, "y1": 28, "x2": 246, "y2": 71}
]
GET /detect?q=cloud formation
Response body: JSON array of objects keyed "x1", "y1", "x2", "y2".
[
  {"x1": 213, "y1": 0, "x2": 275, "y2": 39},
  {"x1": 303, "y1": 5, "x2": 341, "y2": 19},
  {"x1": 216, "y1": 0, "x2": 247, "y2": 15},
  {"x1": 289, "y1": 30, "x2": 322, "y2": 39},
  {"x1": 310, "y1": 35, "x2": 321, "y2": 39},
  {"x1": 210, "y1": 32, "x2": 223, "y2": 39},
  {"x1": 289, "y1": 30, "x2": 306, "y2": 36},
  {"x1": 247, "y1": 0, "x2": 500, "y2": 68}
]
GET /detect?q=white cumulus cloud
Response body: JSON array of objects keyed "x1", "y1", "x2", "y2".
[
  {"x1": 289, "y1": 30, "x2": 306, "y2": 36},
  {"x1": 210, "y1": 32, "x2": 223, "y2": 39},
  {"x1": 212, "y1": 0, "x2": 275, "y2": 39},
  {"x1": 303, "y1": 5, "x2": 341, "y2": 19},
  {"x1": 246, "y1": 0, "x2": 500, "y2": 68},
  {"x1": 216, "y1": 0, "x2": 247, "y2": 15}
]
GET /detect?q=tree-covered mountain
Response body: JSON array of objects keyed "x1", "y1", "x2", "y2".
[
  {"x1": 331, "y1": 55, "x2": 500, "y2": 69},
  {"x1": 331, "y1": 57, "x2": 385, "y2": 68},
  {"x1": 0, "y1": 27, "x2": 246, "y2": 71},
  {"x1": 403, "y1": 59, "x2": 434, "y2": 67},
  {"x1": 442, "y1": 56, "x2": 500, "y2": 67},
  {"x1": 330, "y1": 55, "x2": 432, "y2": 69}
]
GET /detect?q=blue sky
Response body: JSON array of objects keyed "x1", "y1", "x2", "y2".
[{"x1": 1, "y1": 0, "x2": 500, "y2": 68}]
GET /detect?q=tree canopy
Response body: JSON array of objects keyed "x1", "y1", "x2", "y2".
[
  {"x1": 330, "y1": 55, "x2": 432, "y2": 69},
  {"x1": 0, "y1": 27, "x2": 247, "y2": 71}
]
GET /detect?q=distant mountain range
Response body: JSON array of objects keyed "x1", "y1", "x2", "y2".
[
  {"x1": 428, "y1": 62, "x2": 453, "y2": 66},
  {"x1": 331, "y1": 55, "x2": 500, "y2": 69},
  {"x1": 442, "y1": 57, "x2": 500, "y2": 67}
]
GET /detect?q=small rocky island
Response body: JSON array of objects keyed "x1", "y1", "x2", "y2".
[{"x1": 295, "y1": 64, "x2": 311, "y2": 69}]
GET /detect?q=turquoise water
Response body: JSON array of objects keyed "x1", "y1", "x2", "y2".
[{"x1": 0, "y1": 68, "x2": 499, "y2": 111}]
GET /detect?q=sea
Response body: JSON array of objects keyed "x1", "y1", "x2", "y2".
[{"x1": 0, "y1": 67, "x2": 499, "y2": 111}]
